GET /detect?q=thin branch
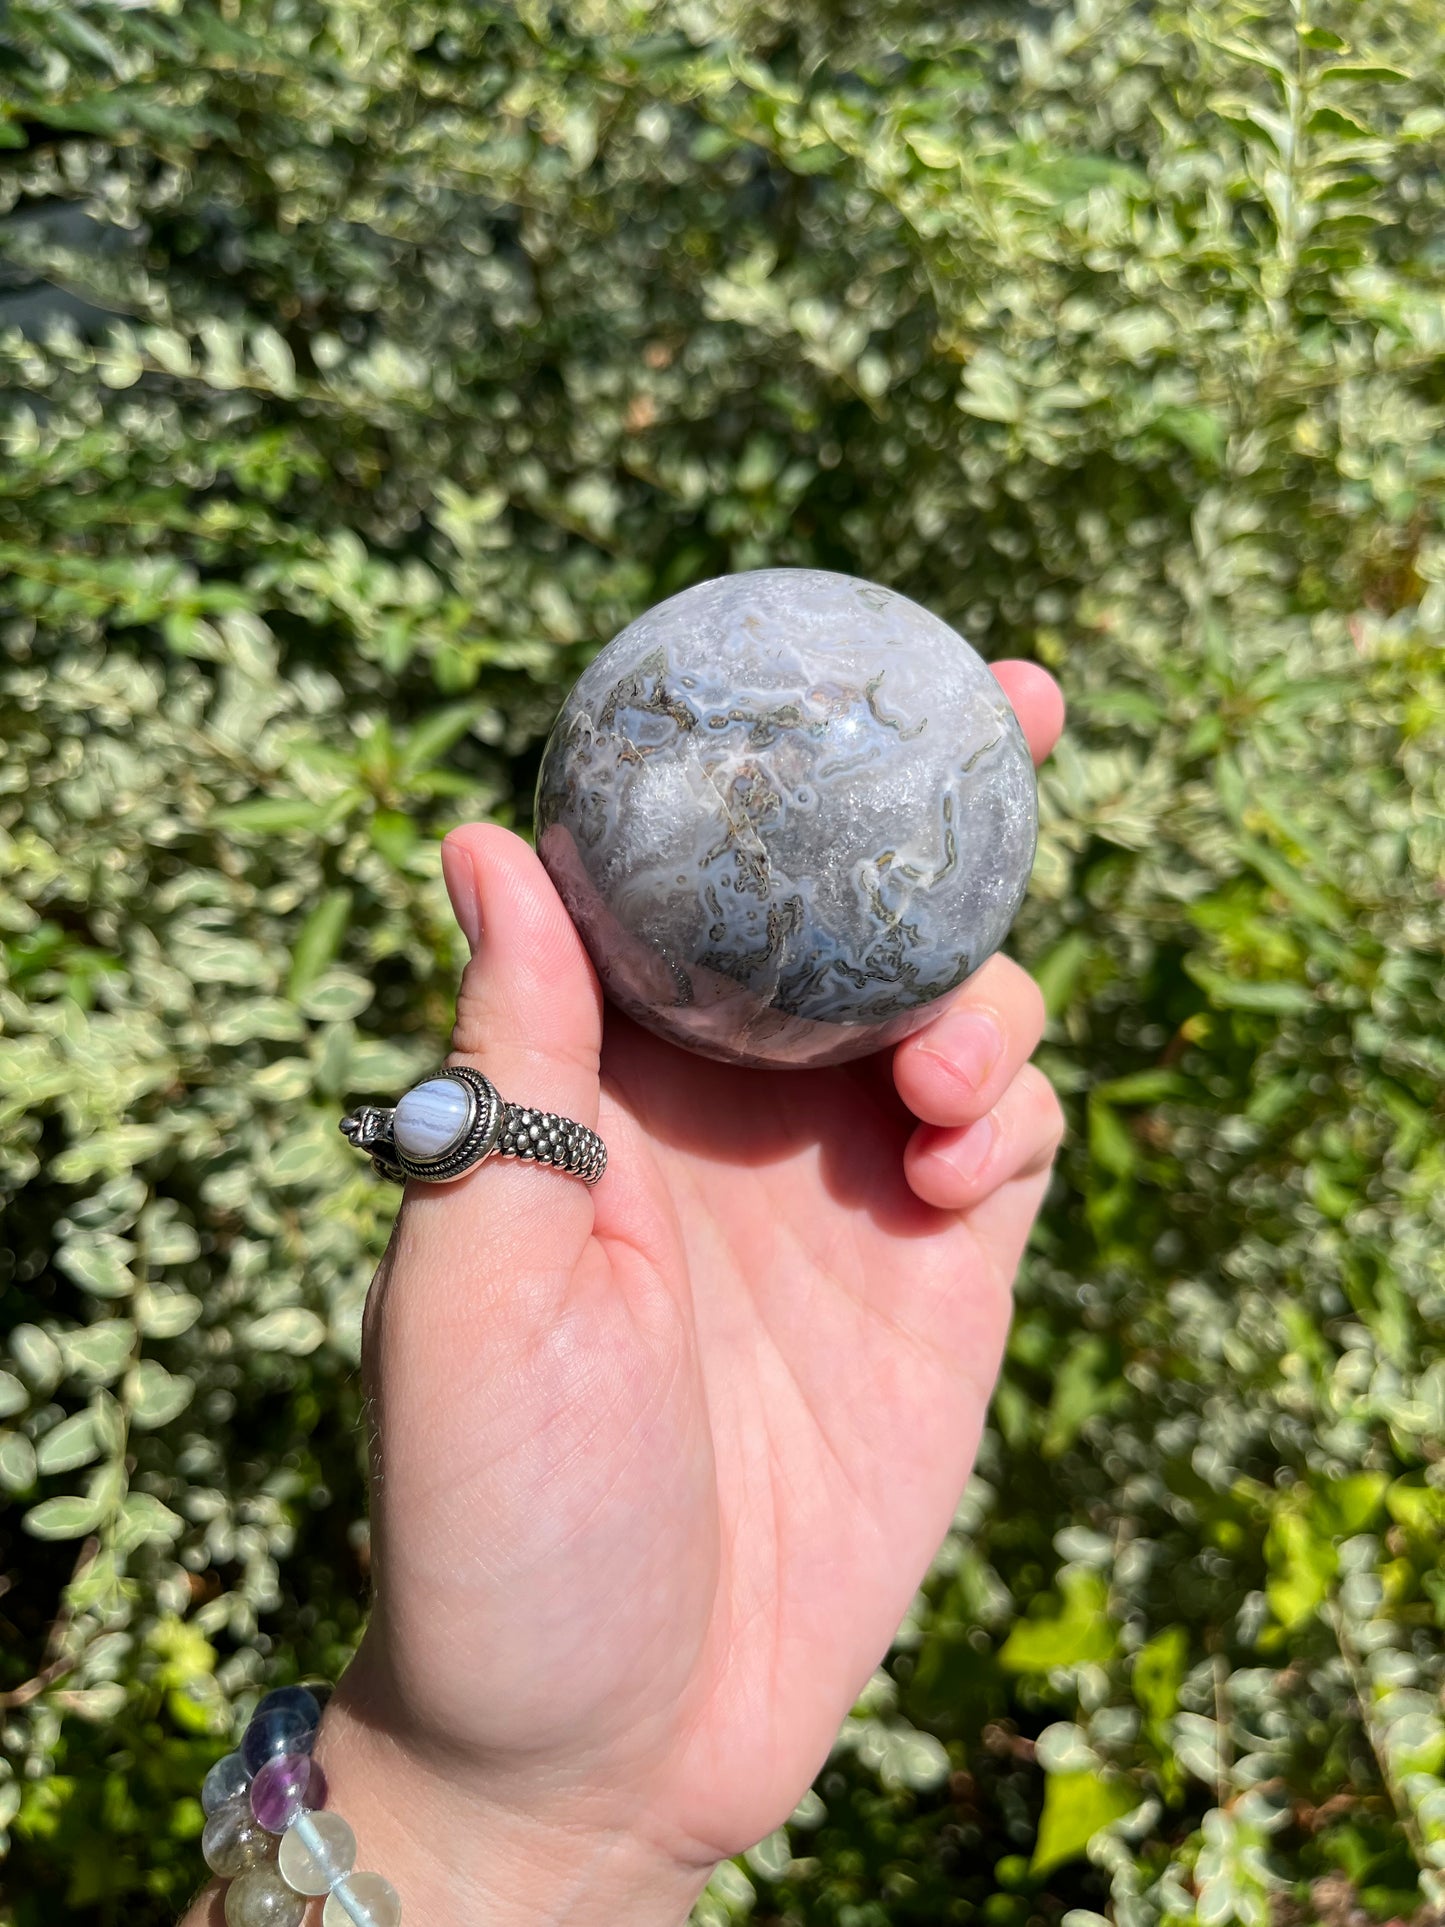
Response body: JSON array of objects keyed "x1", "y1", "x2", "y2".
[{"x1": 0, "y1": 1535, "x2": 101, "y2": 1710}]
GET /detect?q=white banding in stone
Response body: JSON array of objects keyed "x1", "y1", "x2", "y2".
[{"x1": 392, "y1": 1077, "x2": 472, "y2": 1161}]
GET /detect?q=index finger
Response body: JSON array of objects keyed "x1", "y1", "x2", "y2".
[{"x1": 990, "y1": 660, "x2": 1065, "y2": 766}]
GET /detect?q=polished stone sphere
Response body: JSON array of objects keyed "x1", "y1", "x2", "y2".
[{"x1": 535, "y1": 568, "x2": 1038, "y2": 1068}]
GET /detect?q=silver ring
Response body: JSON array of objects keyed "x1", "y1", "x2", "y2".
[{"x1": 339, "y1": 1066, "x2": 606, "y2": 1187}]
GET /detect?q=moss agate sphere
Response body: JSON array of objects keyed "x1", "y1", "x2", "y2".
[{"x1": 535, "y1": 568, "x2": 1038, "y2": 1069}]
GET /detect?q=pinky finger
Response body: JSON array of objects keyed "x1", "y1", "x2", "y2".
[{"x1": 903, "y1": 1062, "x2": 1066, "y2": 1213}]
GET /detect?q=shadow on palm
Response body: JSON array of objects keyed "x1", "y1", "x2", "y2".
[{"x1": 599, "y1": 1002, "x2": 958, "y2": 1242}]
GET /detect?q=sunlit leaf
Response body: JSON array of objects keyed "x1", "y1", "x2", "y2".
[{"x1": 1031, "y1": 1770, "x2": 1141, "y2": 1876}]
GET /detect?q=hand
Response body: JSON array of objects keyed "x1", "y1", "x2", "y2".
[{"x1": 191, "y1": 663, "x2": 1066, "y2": 1927}]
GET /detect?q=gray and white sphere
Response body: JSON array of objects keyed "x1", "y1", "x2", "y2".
[{"x1": 535, "y1": 568, "x2": 1038, "y2": 1068}]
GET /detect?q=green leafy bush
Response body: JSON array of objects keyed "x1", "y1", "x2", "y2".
[{"x1": 1, "y1": 3, "x2": 1442, "y2": 1924}]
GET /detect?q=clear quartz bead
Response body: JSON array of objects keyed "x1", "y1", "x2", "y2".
[
  {"x1": 224, "y1": 1861, "x2": 306, "y2": 1927},
  {"x1": 279, "y1": 1809, "x2": 357, "y2": 1896},
  {"x1": 203, "y1": 1791, "x2": 276, "y2": 1879},
  {"x1": 322, "y1": 1870, "x2": 402, "y2": 1927}
]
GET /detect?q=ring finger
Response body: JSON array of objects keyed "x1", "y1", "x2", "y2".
[{"x1": 904, "y1": 1061, "x2": 1066, "y2": 1212}]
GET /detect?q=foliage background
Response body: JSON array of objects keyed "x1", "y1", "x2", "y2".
[{"x1": 1, "y1": 2, "x2": 1443, "y2": 1923}]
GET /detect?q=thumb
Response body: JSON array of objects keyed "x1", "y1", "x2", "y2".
[
  {"x1": 409, "y1": 822, "x2": 607, "y2": 1270},
  {"x1": 353, "y1": 828, "x2": 618, "y2": 1708}
]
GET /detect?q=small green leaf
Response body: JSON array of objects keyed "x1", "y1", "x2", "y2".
[
  {"x1": 1133, "y1": 1626, "x2": 1189, "y2": 1723},
  {"x1": 1043, "y1": 1336, "x2": 1125, "y2": 1459},
  {"x1": 397, "y1": 702, "x2": 486, "y2": 777},
  {"x1": 347, "y1": 1040, "x2": 434, "y2": 1090},
  {"x1": 1386, "y1": 1480, "x2": 1445, "y2": 1534},
  {"x1": 185, "y1": 939, "x2": 274, "y2": 988},
  {"x1": 24, "y1": 1493, "x2": 104, "y2": 1540},
  {"x1": 1031, "y1": 1770, "x2": 1142, "y2": 1876},
  {"x1": 146, "y1": 1218, "x2": 201, "y2": 1266},
  {"x1": 35, "y1": 1411, "x2": 101, "y2": 1475},
  {"x1": 144, "y1": 326, "x2": 195, "y2": 377},
  {"x1": 1313, "y1": 1472, "x2": 1387, "y2": 1537},
  {"x1": 54, "y1": 1683, "x2": 129, "y2": 1723},
  {"x1": 1266, "y1": 1506, "x2": 1335, "y2": 1629},
  {"x1": 90, "y1": 1391, "x2": 125, "y2": 1458},
  {"x1": 1153, "y1": 405, "x2": 1227, "y2": 464},
  {"x1": 51, "y1": 1127, "x2": 168, "y2": 1185},
  {"x1": 1000, "y1": 1568, "x2": 1117, "y2": 1673},
  {"x1": 370, "y1": 810, "x2": 419, "y2": 865},
  {"x1": 210, "y1": 999, "x2": 307, "y2": 1046},
  {"x1": 1319, "y1": 63, "x2": 1412, "y2": 84},
  {"x1": 115, "y1": 1492, "x2": 185, "y2": 1553},
  {"x1": 1072, "y1": 689, "x2": 1164, "y2": 731},
  {"x1": 287, "y1": 888, "x2": 353, "y2": 1000},
  {"x1": 298, "y1": 970, "x2": 375, "y2": 1022},
  {"x1": 266, "y1": 1126, "x2": 347, "y2": 1186},
  {"x1": 0, "y1": 1431, "x2": 38, "y2": 1495},
  {"x1": 242, "y1": 1308, "x2": 327, "y2": 1355},
  {"x1": 1185, "y1": 961, "x2": 1316, "y2": 1014},
  {"x1": 1088, "y1": 1097, "x2": 1137, "y2": 1178},
  {"x1": 1213, "y1": 33, "x2": 1289, "y2": 79},
  {"x1": 1309, "y1": 105, "x2": 1374, "y2": 137},
  {"x1": 124, "y1": 1360, "x2": 195, "y2": 1430},
  {"x1": 250, "y1": 1057, "x2": 315, "y2": 1103},
  {"x1": 56, "y1": 1237, "x2": 136, "y2": 1300},
  {"x1": 1033, "y1": 931, "x2": 1092, "y2": 1020},
  {"x1": 60, "y1": 1322, "x2": 135, "y2": 1383},
  {"x1": 135, "y1": 1290, "x2": 203, "y2": 1341},
  {"x1": 250, "y1": 325, "x2": 296, "y2": 394},
  {"x1": 1236, "y1": 836, "x2": 1349, "y2": 932},
  {"x1": 217, "y1": 611, "x2": 277, "y2": 677},
  {"x1": 1093, "y1": 1070, "x2": 1187, "y2": 1105},
  {"x1": 958, "y1": 355, "x2": 1022, "y2": 423},
  {"x1": 212, "y1": 797, "x2": 332, "y2": 834},
  {"x1": 10, "y1": 1324, "x2": 63, "y2": 1393}
]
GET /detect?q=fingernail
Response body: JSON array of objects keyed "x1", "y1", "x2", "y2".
[
  {"x1": 919, "y1": 1013, "x2": 1003, "y2": 1093},
  {"x1": 945, "y1": 1113, "x2": 996, "y2": 1183},
  {"x1": 440, "y1": 841, "x2": 482, "y2": 954}
]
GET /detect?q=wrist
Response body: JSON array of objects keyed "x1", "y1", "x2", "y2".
[{"x1": 300, "y1": 1667, "x2": 714, "y2": 1927}]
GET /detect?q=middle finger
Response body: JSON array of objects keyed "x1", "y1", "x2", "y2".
[{"x1": 891, "y1": 952, "x2": 1048, "y2": 1128}]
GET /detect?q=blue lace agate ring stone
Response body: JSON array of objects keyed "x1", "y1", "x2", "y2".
[{"x1": 535, "y1": 568, "x2": 1038, "y2": 1069}]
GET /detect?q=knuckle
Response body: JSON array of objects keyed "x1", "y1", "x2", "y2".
[
  {"x1": 967, "y1": 950, "x2": 1019, "y2": 1001},
  {"x1": 971, "y1": 953, "x2": 1046, "y2": 1041},
  {"x1": 1020, "y1": 970, "x2": 1048, "y2": 1038},
  {"x1": 450, "y1": 968, "x2": 490, "y2": 1055},
  {"x1": 1018, "y1": 1064, "x2": 1067, "y2": 1142}
]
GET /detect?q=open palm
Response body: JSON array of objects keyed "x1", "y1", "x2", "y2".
[{"x1": 325, "y1": 663, "x2": 1066, "y2": 1907}]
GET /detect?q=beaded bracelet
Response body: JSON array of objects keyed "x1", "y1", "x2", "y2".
[{"x1": 199, "y1": 1684, "x2": 401, "y2": 1927}]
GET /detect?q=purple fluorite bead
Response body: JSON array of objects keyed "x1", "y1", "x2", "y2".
[{"x1": 250, "y1": 1751, "x2": 313, "y2": 1833}]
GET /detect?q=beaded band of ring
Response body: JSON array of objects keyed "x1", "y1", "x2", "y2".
[{"x1": 200, "y1": 1685, "x2": 400, "y2": 1927}]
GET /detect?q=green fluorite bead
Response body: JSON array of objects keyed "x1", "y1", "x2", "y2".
[
  {"x1": 224, "y1": 1860, "x2": 306, "y2": 1927},
  {"x1": 203, "y1": 1791, "x2": 276, "y2": 1879},
  {"x1": 322, "y1": 1870, "x2": 402, "y2": 1927}
]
